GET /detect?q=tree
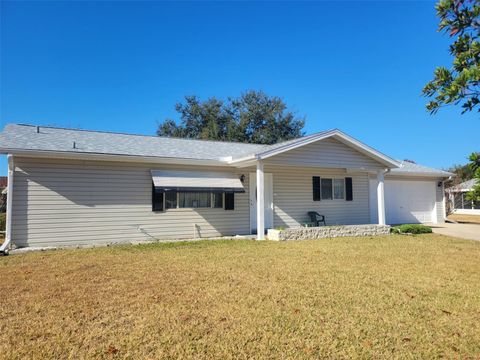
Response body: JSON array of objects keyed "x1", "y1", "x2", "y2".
[
  {"x1": 466, "y1": 152, "x2": 480, "y2": 203},
  {"x1": 422, "y1": 0, "x2": 480, "y2": 114},
  {"x1": 157, "y1": 91, "x2": 305, "y2": 144},
  {"x1": 445, "y1": 162, "x2": 475, "y2": 188}
]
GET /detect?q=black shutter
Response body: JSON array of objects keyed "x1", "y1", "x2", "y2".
[
  {"x1": 312, "y1": 176, "x2": 321, "y2": 201},
  {"x1": 224, "y1": 192, "x2": 235, "y2": 210},
  {"x1": 345, "y1": 177, "x2": 353, "y2": 201},
  {"x1": 152, "y1": 183, "x2": 164, "y2": 211}
]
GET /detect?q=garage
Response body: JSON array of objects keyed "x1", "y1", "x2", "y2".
[
  {"x1": 370, "y1": 177, "x2": 438, "y2": 224},
  {"x1": 384, "y1": 179, "x2": 436, "y2": 224}
]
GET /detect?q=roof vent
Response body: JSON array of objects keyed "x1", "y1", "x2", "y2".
[
  {"x1": 36, "y1": 126, "x2": 40, "y2": 133},
  {"x1": 73, "y1": 141, "x2": 76, "y2": 149}
]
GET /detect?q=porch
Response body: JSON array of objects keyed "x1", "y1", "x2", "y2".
[{"x1": 244, "y1": 161, "x2": 388, "y2": 240}]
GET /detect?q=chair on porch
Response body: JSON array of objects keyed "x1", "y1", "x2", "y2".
[{"x1": 307, "y1": 211, "x2": 326, "y2": 227}]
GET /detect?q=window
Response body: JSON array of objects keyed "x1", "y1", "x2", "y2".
[
  {"x1": 321, "y1": 178, "x2": 333, "y2": 200},
  {"x1": 212, "y1": 193, "x2": 223, "y2": 208},
  {"x1": 179, "y1": 192, "x2": 211, "y2": 208},
  {"x1": 153, "y1": 187, "x2": 232, "y2": 211},
  {"x1": 165, "y1": 191, "x2": 177, "y2": 209},
  {"x1": 333, "y1": 179, "x2": 345, "y2": 199},
  {"x1": 313, "y1": 177, "x2": 351, "y2": 201}
]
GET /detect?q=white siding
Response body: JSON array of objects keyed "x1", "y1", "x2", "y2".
[
  {"x1": 264, "y1": 138, "x2": 384, "y2": 171},
  {"x1": 436, "y1": 181, "x2": 445, "y2": 223},
  {"x1": 11, "y1": 157, "x2": 251, "y2": 247},
  {"x1": 265, "y1": 166, "x2": 371, "y2": 227},
  {"x1": 370, "y1": 175, "x2": 445, "y2": 224}
]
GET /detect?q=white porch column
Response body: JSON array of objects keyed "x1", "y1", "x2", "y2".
[
  {"x1": 256, "y1": 160, "x2": 265, "y2": 240},
  {"x1": 377, "y1": 170, "x2": 386, "y2": 225},
  {"x1": 0, "y1": 155, "x2": 14, "y2": 253}
]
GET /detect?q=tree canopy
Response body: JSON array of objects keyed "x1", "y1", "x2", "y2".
[
  {"x1": 423, "y1": 0, "x2": 480, "y2": 114},
  {"x1": 466, "y1": 152, "x2": 480, "y2": 203},
  {"x1": 157, "y1": 91, "x2": 305, "y2": 145}
]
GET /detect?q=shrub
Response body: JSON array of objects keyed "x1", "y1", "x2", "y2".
[
  {"x1": 391, "y1": 224, "x2": 432, "y2": 234},
  {"x1": 0, "y1": 213, "x2": 5, "y2": 232}
]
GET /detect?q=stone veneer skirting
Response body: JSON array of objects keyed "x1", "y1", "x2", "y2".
[{"x1": 267, "y1": 225, "x2": 391, "y2": 241}]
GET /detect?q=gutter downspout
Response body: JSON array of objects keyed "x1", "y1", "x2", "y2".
[{"x1": 1, "y1": 155, "x2": 14, "y2": 255}]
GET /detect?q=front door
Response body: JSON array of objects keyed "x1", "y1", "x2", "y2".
[{"x1": 249, "y1": 173, "x2": 274, "y2": 233}]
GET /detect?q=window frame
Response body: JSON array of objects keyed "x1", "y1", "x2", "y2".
[
  {"x1": 318, "y1": 177, "x2": 346, "y2": 201},
  {"x1": 158, "y1": 191, "x2": 225, "y2": 210}
]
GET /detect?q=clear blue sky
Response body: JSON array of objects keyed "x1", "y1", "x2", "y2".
[{"x1": 1, "y1": 1, "x2": 478, "y2": 175}]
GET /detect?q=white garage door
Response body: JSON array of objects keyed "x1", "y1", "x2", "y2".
[{"x1": 385, "y1": 180, "x2": 436, "y2": 224}]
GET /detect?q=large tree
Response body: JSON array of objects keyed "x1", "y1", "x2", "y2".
[
  {"x1": 157, "y1": 91, "x2": 305, "y2": 144},
  {"x1": 423, "y1": 0, "x2": 480, "y2": 114}
]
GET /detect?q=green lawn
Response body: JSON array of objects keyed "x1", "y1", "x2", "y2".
[{"x1": 1, "y1": 234, "x2": 479, "y2": 359}]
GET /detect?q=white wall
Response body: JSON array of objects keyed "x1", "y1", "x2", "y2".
[
  {"x1": 369, "y1": 175, "x2": 445, "y2": 224},
  {"x1": 12, "y1": 157, "x2": 251, "y2": 247},
  {"x1": 266, "y1": 165, "x2": 371, "y2": 227},
  {"x1": 264, "y1": 138, "x2": 384, "y2": 171}
]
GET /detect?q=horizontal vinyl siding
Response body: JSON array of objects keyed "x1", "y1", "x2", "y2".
[
  {"x1": 265, "y1": 166, "x2": 371, "y2": 227},
  {"x1": 264, "y1": 138, "x2": 384, "y2": 171},
  {"x1": 12, "y1": 158, "x2": 250, "y2": 247}
]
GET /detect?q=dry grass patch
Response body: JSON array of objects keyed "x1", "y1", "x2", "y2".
[
  {"x1": 1, "y1": 234, "x2": 479, "y2": 359},
  {"x1": 448, "y1": 214, "x2": 480, "y2": 224}
]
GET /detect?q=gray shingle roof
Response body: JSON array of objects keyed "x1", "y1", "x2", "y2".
[
  {"x1": 446, "y1": 178, "x2": 477, "y2": 191},
  {"x1": 0, "y1": 124, "x2": 266, "y2": 161},
  {"x1": 390, "y1": 160, "x2": 454, "y2": 177},
  {"x1": 0, "y1": 124, "x2": 452, "y2": 177}
]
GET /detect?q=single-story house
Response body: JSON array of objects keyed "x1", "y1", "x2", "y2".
[
  {"x1": 446, "y1": 179, "x2": 480, "y2": 215},
  {"x1": 0, "y1": 124, "x2": 453, "y2": 250}
]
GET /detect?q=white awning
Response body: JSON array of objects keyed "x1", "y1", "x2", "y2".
[{"x1": 151, "y1": 170, "x2": 245, "y2": 193}]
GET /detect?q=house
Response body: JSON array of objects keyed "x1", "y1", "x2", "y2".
[
  {"x1": 0, "y1": 124, "x2": 453, "y2": 249},
  {"x1": 446, "y1": 179, "x2": 480, "y2": 215}
]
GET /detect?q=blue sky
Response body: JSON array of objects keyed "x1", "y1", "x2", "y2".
[{"x1": 0, "y1": 1, "x2": 478, "y2": 175}]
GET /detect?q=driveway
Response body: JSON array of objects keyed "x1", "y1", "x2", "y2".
[{"x1": 431, "y1": 223, "x2": 480, "y2": 241}]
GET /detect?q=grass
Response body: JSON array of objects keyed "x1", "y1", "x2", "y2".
[
  {"x1": 448, "y1": 213, "x2": 480, "y2": 224},
  {"x1": 1, "y1": 235, "x2": 480, "y2": 359}
]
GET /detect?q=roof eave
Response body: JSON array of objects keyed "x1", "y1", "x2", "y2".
[
  {"x1": 388, "y1": 171, "x2": 454, "y2": 178},
  {"x1": 2, "y1": 148, "x2": 232, "y2": 167}
]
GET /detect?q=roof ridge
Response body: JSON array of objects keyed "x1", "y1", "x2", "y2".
[{"x1": 12, "y1": 123, "x2": 265, "y2": 147}]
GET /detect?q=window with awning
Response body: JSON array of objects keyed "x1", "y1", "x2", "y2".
[{"x1": 151, "y1": 170, "x2": 244, "y2": 211}]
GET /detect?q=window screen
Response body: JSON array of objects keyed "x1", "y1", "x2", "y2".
[
  {"x1": 179, "y1": 192, "x2": 211, "y2": 208},
  {"x1": 333, "y1": 179, "x2": 345, "y2": 199},
  {"x1": 321, "y1": 178, "x2": 333, "y2": 200},
  {"x1": 165, "y1": 191, "x2": 177, "y2": 209},
  {"x1": 212, "y1": 193, "x2": 223, "y2": 208}
]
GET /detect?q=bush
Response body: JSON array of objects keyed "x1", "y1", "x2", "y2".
[{"x1": 391, "y1": 224, "x2": 432, "y2": 234}]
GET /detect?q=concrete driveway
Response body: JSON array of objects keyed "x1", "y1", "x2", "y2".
[{"x1": 431, "y1": 223, "x2": 480, "y2": 241}]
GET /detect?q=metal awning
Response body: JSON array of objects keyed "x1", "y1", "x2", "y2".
[{"x1": 151, "y1": 170, "x2": 245, "y2": 193}]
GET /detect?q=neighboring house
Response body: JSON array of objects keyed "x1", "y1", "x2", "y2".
[
  {"x1": 0, "y1": 124, "x2": 453, "y2": 249},
  {"x1": 446, "y1": 179, "x2": 480, "y2": 215}
]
